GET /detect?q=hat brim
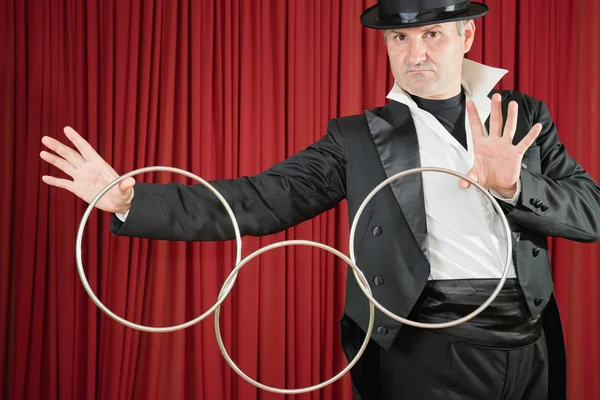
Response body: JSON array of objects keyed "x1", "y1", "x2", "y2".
[{"x1": 360, "y1": 2, "x2": 489, "y2": 30}]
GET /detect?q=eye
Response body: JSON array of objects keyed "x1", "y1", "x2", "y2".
[
  {"x1": 394, "y1": 34, "x2": 407, "y2": 41},
  {"x1": 425, "y1": 31, "x2": 441, "y2": 39}
]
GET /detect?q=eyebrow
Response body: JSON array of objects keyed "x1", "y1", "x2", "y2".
[{"x1": 390, "y1": 25, "x2": 443, "y2": 35}]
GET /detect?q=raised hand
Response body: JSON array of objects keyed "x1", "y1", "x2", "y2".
[
  {"x1": 460, "y1": 93, "x2": 542, "y2": 198},
  {"x1": 40, "y1": 126, "x2": 135, "y2": 214}
]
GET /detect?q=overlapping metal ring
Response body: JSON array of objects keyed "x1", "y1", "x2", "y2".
[{"x1": 75, "y1": 166, "x2": 512, "y2": 394}]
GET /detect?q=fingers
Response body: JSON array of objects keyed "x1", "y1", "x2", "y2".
[
  {"x1": 119, "y1": 177, "x2": 136, "y2": 192},
  {"x1": 466, "y1": 100, "x2": 485, "y2": 139},
  {"x1": 517, "y1": 123, "x2": 543, "y2": 154},
  {"x1": 41, "y1": 175, "x2": 73, "y2": 192},
  {"x1": 503, "y1": 101, "x2": 518, "y2": 142},
  {"x1": 489, "y1": 93, "x2": 503, "y2": 138},
  {"x1": 40, "y1": 150, "x2": 77, "y2": 177},
  {"x1": 63, "y1": 126, "x2": 103, "y2": 163},
  {"x1": 41, "y1": 135, "x2": 85, "y2": 166},
  {"x1": 459, "y1": 171, "x2": 478, "y2": 189}
]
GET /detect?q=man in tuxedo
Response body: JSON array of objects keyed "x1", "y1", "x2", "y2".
[{"x1": 40, "y1": 0, "x2": 600, "y2": 398}]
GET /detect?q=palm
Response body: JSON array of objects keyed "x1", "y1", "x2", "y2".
[
  {"x1": 462, "y1": 94, "x2": 542, "y2": 196},
  {"x1": 40, "y1": 127, "x2": 135, "y2": 213},
  {"x1": 71, "y1": 160, "x2": 124, "y2": 209},
  {"x1": 470, "y1": 135, "x2": 523, "y2": 190}
]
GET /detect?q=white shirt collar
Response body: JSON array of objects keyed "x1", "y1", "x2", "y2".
[{"x1": 386, "y1": 58, "x2": 508, "y2": 123}]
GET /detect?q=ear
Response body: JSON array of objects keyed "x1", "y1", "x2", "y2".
[{"x1": 463, "y1": 20, "x2": 476, "y2": 53}]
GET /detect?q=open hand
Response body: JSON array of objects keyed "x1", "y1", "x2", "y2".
[
  {"x1": 40, "y1": 126, "x2": 135, "y2": 213},
  {"x1": 460, "y1": 93, "x2": 542, "y2": 198}
]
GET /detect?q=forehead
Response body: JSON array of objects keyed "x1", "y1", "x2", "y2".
[{"x1": 388, "y1": 22, "x2": 455, "y2": 35}]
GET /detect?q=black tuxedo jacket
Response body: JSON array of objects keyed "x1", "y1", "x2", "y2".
[{"x1": 111, "y1": 90, "x2": 600, "y2": 398}]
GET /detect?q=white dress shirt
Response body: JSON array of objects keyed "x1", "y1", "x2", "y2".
[{"x1": 386, "y1": 58, "x2": 518, "y2": 280}]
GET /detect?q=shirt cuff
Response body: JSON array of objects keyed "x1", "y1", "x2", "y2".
[
  {"x1": 115, "y1": 210, "x2": 130, "y2": 221},
  {"x1": 489, "y1": 178, "x2": 522, "y2": 206}
]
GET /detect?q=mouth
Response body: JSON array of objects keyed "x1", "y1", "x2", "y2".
[{"x1": 406, "y1": 70, "x2": 432, "y2": 73}]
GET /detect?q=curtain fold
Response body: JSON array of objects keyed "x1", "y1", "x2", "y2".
[{"x1": 1, "y1": 1, "x2": 598, "y2": 399}]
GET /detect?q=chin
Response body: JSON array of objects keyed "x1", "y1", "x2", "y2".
[
  {"x1": 401, "y1": 80, "x2": 432, "y2": 96},
  {"x1": 405, "y1": 85, "x2": 432, "y2": 97}
]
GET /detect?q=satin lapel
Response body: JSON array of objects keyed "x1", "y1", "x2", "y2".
[{"x1": 366, "y1": 101, "x2": 429, "y2": 261}]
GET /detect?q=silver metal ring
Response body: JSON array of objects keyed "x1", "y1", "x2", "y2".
[
  {"x1": 349, "y1": 167, "x2": 512, "y2": 329},
  {"x1": 213, "y1": 239, "x2": 375, "y2": 394},
  {"x1": 75, "y1": 166, "x2": 243, "y2": 332}
]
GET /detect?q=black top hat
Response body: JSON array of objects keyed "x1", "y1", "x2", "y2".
[{"x1": 360, "y1": 0, "x2": 489, "y2": 29}]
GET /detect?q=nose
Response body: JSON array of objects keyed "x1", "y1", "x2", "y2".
[{"x1": 406, "y1": 39, "x2": 426, "y2": 66}]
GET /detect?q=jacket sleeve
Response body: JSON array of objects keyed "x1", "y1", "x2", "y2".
[
  {"x1": 506, "y1": 99, "x2": 600, "y2": 242},
  {"x1": 110, "y1": 120, "x2": 347, "y2": 241}
]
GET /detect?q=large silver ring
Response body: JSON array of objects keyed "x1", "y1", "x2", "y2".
[
  {"x1": 213, "y1": 239, "x2": 375, "y2": 394},
  {"x1": 349, "y1": 167, "x2": 512, "y2": 329},
  {"x1": 75, "y1": 166, "x2": 243, "y2": 332}
]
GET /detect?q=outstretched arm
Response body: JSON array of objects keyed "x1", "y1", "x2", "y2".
[{"x1": 108, "y1": 121, "x2": 348, "y2": 241}]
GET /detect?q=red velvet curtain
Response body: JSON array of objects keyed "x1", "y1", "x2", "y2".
[{"x1": 1, "y1": 1, "x2": 598, "y2": 399}]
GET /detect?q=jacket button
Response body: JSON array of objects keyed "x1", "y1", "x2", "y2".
[
  {"x1": 377, "y1": 326, "x2": 388, "y2": 335},
  {"x1": 532, "y1": 247, "x2": 540, "y2": 257},
  {"x1": 529, "y1": 198, "x2": 537, "y2": 206},
  {"x1": 534, "y1": 200, "x2": 544, "y2": 208},
  {"x1": 541, "y1": 205, "x2": 548, "y2": 212},
  {"x1": 372, "y1": 226, "x2": 382, "y2": 236},
  {"x1": 373, "y1": 276, "x2": 384, "y2": 286},
  {"x1": 534, "y1": 297, "x2": 543, "y2": 306}
]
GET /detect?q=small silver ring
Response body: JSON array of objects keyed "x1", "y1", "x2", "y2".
[
  {"x1": 75, "y1": 166, "x2": 242, "y2": 332},
  {"x1": 349, "y1": 167, "x2": 512, "y2": 329},
  {"x1": 214, "y1": 239, "x2": 375, "y2": 394}
]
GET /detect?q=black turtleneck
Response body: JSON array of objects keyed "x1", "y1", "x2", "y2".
[{"x1": 410, "y1": 90, "x2": 468, "y2": 151}]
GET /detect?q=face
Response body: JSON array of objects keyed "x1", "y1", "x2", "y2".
[{"x1": 384, "y1": 21, "x2": 476, "y2": 100}]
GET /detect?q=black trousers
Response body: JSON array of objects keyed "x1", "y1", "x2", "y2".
[
  {"x1": 377, "y1": 325, "x2": 548, "y2": 399},
  {"x1": 344, "y1": 279, "x2": 549, "y2": 400}
]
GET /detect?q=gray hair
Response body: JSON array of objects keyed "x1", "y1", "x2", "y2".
[{"x1": 456, "y1": 20, "x2": 468, "y2": 36}]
